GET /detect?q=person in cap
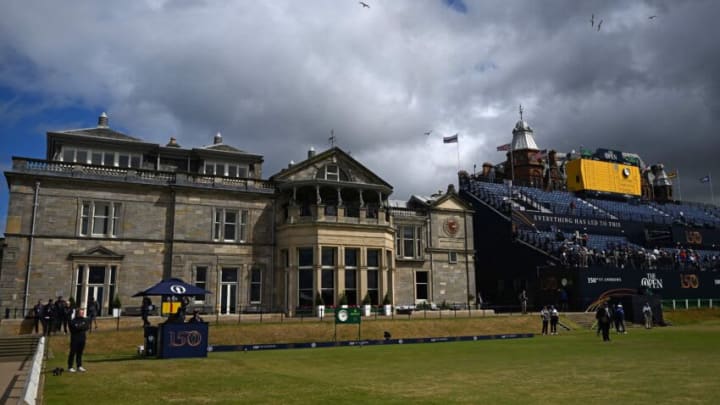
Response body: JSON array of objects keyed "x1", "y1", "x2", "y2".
[{"x1": 614, "y1": 304, "x2": 627, "y2": 334}]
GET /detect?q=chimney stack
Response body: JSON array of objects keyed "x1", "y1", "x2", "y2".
[
  {"x1": 308, "y1": 147, "x2": 316, "y2": 159},
  {"x1": 214, "y1": 132, "x2": 223, "y2": 145}
]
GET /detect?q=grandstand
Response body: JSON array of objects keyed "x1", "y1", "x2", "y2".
[{"x1": 459, "y1": 118, "x2": 720, "y2": 313}]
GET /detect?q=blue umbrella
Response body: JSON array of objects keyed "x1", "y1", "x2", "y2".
[{"x1": 132, "y1": 278, "x2": 211, "y2": 297}]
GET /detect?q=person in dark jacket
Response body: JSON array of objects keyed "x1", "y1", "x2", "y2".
[
  {"x1": 32, "y1": 300, "x2": 43, "y2": 334},
  {"x1": 42, "y1": 299, "x2": 55, "y2": 336},
  {"x1": 68, "y1": 308, "x2": 91, "y2": 372},
  {"x1": 595, "y1": 301, "x2": 613, "y2": 342},
  {"x1": 614, "y1": 304, "x2": 627, "y2": 334},
  {"x1": 141, "y1": 297, "x2": 153, "y2": 327},
  {"x1": 87, "y1": 297, "x2": 99, "y2": 331}
]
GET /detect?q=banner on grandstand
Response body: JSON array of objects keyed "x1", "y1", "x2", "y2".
[
  {"x1": 525, "y1": 212, "x2": 623, "y2": 234},
  {"x1": 577, "y1": 267, "x2": 720, "y2": 305},
  {"x1": 670, "y1": 225, "x2": 720, "y2": 248}
]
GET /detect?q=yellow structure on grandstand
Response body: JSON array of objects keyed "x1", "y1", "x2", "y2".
[{"x1": 566, "y1": 159, "x2": 641, "y2": 196}]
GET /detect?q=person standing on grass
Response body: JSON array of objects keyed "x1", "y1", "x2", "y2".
[
  {"x1": 87, "y1": 297, "x2": 99, "y2": 331},
  {"x1": 614, "y1": 304, "x2": 627, "y2": 334},
  {"x1": 540, "y1": 305, "x2": 550, "y2": 335},
  {"x1": 141, "y1": 296, "x2": 153, "y2": 327},
  {"x1": 595, "y1": 301, "x2": 612, "y2": 342},
  {"x1": 68, "y1": 308, "x2": 91, "y2": 373},
  {"x1": 643, "y1": 302, "x2": 653, "y2": 329},
  {"x1": 550, "y1": 305, "x2": 559, "y2": 335}
]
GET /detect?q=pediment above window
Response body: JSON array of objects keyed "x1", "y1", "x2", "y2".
[{"x1": 68, "y1": 245, "x2": 124, "y2": 260}]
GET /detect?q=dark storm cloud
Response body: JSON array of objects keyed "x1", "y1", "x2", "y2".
[{"x1": 1, "y1": 0, "x2": 720, "y2": 203}]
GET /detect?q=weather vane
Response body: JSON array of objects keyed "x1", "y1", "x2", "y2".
[
  {"x1": 329, "y1": 129, "x2": 335, "y2": 147},
  {"x1": 519, "y1": 104, "x2": 524, "y2": 121}
]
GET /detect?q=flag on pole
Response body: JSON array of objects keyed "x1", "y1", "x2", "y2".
[
  {"x1": 496, "y1": 143, "x2": 511, "y2": 151},
  {"x1": 700, "y1": 175, "x2": 711, "y2": 183},
  {"x1": 443, "y1": 134, "x2": 458, "y2": 144},
  {"x1": 666, "y1": 170, "x2": 677, "y2": 179}
]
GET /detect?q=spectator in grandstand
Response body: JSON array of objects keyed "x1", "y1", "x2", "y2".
[
  {"x1": 540, "y1": 306, "x2": 550, "y2": 335},
  {"x1": 550, "y1": 305, "x2": 559, "y2": 335},
  {"x1": 614, "y1": 304, "x2": 626, "y2": 334},
  {"x1": 595, "y1": 302, "x2": 612, "y2": 342},
  {"x1": 519, "y1": 290, "x2": 528, "y2": 314},
  {"x1": 643, "y1": 303, "x2": 653, "y2": 329}
]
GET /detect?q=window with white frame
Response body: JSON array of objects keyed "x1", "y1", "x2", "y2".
[
  {"x1": 325, "y1": 164, "x2": 339, "y2": 181},
  {"x1": 204, "y1": 161, "x2": 248, "y2": 178},
  {"x1": 213, "y1": 209, "x2": 248, "y2": 242},
  {"x1": 74, "y1": 263, "x2": 117, "y2": 316},
  {"x1": 61, "y1": 147, "x2": 141, "y2": 168},
  {"x1": 396, "y1": 224, "x2": 423, "y2": 259},
  {"x1": 80, "y1": 201, "x2": 121, "y2": 237}
]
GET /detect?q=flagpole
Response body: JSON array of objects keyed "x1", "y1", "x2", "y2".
[
  {"x1": 510, "y1": 144, "x2": 515, "y2": 184},
  {"x1": 456, "y1": 139, "x2": 460, "y2": 173},
  {"x1": 711, "y1": 175, "x2": 715, "y2": 205},
  {"x1": 676, "y1": 169, "x2": 682, "y2": 201}
]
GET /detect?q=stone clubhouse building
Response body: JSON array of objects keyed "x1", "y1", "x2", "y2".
[{"x1": 1, "y1": 113, "x2": 475, "y2": 317}]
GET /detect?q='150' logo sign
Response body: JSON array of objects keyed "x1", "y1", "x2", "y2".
[
  {"x1": 680, "y1": 274, "x2": 699, "y2": 289},
  {"x1": 685, "y1": 231, "x2": 702, "y2": 245},
  {"x1": 169, "y1": 330, "x2": 203, "y2": 347}
]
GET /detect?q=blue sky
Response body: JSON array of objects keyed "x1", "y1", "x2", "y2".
[{"x1": 3, "y1": 0, "x2": 720, "y2": 237}]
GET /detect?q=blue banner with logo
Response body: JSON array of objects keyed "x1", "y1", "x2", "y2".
[{"x1": 159, "y1": 322, "x2": 209, "y2": 359}]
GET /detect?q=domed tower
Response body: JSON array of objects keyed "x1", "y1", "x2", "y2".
[{"x1": 502, "y1": 106, "x2": 544, "y2": 187}]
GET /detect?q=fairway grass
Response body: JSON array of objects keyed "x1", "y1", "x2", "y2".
[{"x1": 41, "y1": 313, "x2": 720, "y2": 404}]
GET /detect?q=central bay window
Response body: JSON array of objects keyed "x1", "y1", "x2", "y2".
[
  {"x1": 345, "y1": 248, "x2": 359, "y2": 305},
  {"x1": 60, "y1": 147, "x2": 141, "y2": 168},
  {"x1": 204, "y1": 161, "x2": 248, "y2": 178},
  {"x1": 298, "y1": 248, "x2": 314, "y2": 307},
  {"x1": 367, "y1": 249, "x2": 380, "y2": 305},
  {"x1": 213, "y1": 208, "x2": 248, "y2": 242},
  {"x1": 74, "y1": 263, "x2": 118, "y2": 316},
  {"x1": 321, "y1": 247, "x2": 336, "y2": 306},
  {"x1": 80, "y1": 201, "x2": 121, "y2": 237},
  {"x1": 396, "y1": 224, "x2": 423, "y2": 259}
]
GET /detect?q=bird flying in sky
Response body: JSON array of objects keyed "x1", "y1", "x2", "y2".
[
  {"x1": 597, "y1": 19, "x2": 603, "y2": 31},
  {"x1": 648, "y1": 15, "x2": 657, "y2": 19},
  {"x1": 359, "y1": 1, "x2": 370, "y2": 8},
  {"x1": 424, "y1": 130, "x2": 432, "y2": 136},
  {"x1": 590, "y1": 14, "x2": 594, "y2": 27}
]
